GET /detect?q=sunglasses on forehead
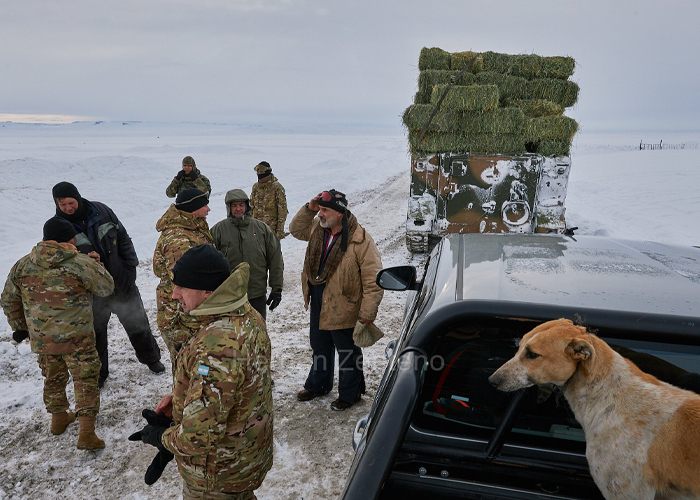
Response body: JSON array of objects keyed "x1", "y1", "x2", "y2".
[{"x1": 321, "y1": 190, "x2": 345, "y2": 202}]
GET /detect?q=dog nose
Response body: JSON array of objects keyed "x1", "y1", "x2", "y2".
[{"x1": 488, "y1": 373, "x2": 501, "y2": 388}]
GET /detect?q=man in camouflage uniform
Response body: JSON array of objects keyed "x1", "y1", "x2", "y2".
[
  {"x1": 132, "y1": 244, "x2": 273, "y2": 499},
  {"x1": 153, "y1": 188, "x2": 213, "y2": 369},
  {"x1": 166, "y1": 156, "x2": 212, "y2": 198},
  {"x1": 1, "y1": 217, "x2": 114, "y2": 450},
  {"x1": 250, "y1": 161, "x2": 288, "y2": 240}
]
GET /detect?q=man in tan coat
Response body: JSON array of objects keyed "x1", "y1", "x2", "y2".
[{"x1": 290, "y1": 189, "x2": 383, "y2": 410}]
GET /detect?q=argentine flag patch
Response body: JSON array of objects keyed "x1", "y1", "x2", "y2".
[{"x1": 197, "y1": 364, "x2": 210, "y2": 376}]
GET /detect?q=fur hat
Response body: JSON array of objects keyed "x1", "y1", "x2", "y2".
[{"x1": 172, "y1": 244, "x2": 230, "y2": 291}]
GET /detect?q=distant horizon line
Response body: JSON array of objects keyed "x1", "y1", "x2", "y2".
[{"x1": 1, "y1": 114, "x2": 699, "y2": 136}]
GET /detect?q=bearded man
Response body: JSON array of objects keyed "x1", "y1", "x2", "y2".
[{"x1": 290, "y1": 189, "x2": 384, "y2": 410}]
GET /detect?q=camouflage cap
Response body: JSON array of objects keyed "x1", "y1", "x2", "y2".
[
  {"x1": 254, "y1": 161, "x2": 272, "y2": 174},
  {"x1": 182, "y1": 156, "x2": 196, "y2": 167}
]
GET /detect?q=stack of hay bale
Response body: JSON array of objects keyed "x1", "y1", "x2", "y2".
[{"x1": 403, "y1": 48, "x2": 579, "y2": 157}]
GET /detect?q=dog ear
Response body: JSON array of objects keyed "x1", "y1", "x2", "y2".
[{"x1": 565, "y1": 339, "x2": 592, "y2": 361}]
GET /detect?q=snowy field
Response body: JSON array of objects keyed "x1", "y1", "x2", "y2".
[{"x1": 0, "y1": 122, "x2": 699, "y2": 500}]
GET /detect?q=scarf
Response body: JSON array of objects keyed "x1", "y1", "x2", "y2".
[{"x1": 304, "y1": 212, "x2": 358, "y2": 286}]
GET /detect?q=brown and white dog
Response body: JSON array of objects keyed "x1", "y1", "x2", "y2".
[{"x1": 488, "y1": 318, "x2": 700, "y2": 500}]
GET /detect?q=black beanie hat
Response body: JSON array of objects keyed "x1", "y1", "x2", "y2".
[
  {"x1": 175, "y1": 188, "x2": 209, "y2": 213},
  {"x1": 172, "y1": 244, "x2": 230, "y2": 291},
  {"x1": 52, "y1": 182, "x2": 82, "y2": 202},
  {"x1": 317, "y1": 189, "x2": 348, "y2": 214},
  {"x1": 43, "y1": 217, "x2": 77, "y2": 243}
]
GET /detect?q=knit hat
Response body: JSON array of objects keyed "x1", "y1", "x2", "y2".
[
  {"x1": 172, "y1": 244, "x2": 230, "y2": 291},
  {"x1": 317, "y1": 189, "x2": 348, "y2": 214},
  {"x1": 175, "y1": 188, "x2": 209, "y2": 213},
  {"x1": 182, "y1": 156, "x2": 196, "y2": 167},
  {"x1": 43, "y1": 216, "x2": 77, "y2": 243},
  {"x1": 254, "y1": 161, "x2": 272, "y2": 174},
  {"x1": 318, "y1": 189, "x2": 350, "y2": 251},
  {"x1": 52, "y1": 182, "x2": 82, "y2": 202}
]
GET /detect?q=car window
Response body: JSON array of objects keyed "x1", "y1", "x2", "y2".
[{"x1": 412, "y1": 323, "x2": 700, "y2": 454}]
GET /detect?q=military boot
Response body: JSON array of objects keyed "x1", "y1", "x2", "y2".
[
  {"x1": 51, "y1": 411, "x2": 75, "y2": 435},
  {"x1": 77, "y1": 416, "x2": 105, "y2": 450}
]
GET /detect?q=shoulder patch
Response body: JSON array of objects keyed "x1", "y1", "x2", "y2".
[{"x1": 197, "y1": 364, "x2": 210, "y2": 376}]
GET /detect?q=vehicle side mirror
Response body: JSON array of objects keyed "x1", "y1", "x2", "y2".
[{"x1": 375, "y1": 266, "x2": 418, "y2": 291}]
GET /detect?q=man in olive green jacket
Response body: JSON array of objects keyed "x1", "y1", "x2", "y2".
[
  {"x1": 211, "y1": 189, "x2": 283, "y2": 321},
  {"x1": 133, "y1": 245, "x2": 273, "y2": 499},
  {"x1": 290, "y1": 189, "x2": 383, "y2": 410},
  {"x1": 1, "y1": 217, "x2": 114, "y2": 449}
]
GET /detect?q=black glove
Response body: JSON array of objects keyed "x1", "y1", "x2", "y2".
[
  {"x1": 12, "y1": 330, "x2": 29, "y2": 343},
  {"x1": 266, "y1": 291, "x2": 282, "y2": 311},
  {"x1": 128, "y1": 410, "x2": 174, "y2": 485},
  {"x1": 144, "y1": 449, "x2": 174, "y2": 485},
  {"x1": 128, "y1": 409, "x2": 172, "y2": 452},
  {"x1": 176, "y1": 170, "x2": 186, "y2": 180}
]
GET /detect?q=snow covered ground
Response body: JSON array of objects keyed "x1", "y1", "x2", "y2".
[{"x1": 0, "y1": 122, "x2": 698, "y2": 499}]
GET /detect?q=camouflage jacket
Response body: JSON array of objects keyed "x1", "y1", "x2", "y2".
[
  {"x1": 153, "y1": 205, "x2": 213, "y2": 291},
  {"x1": 250, "y1": 175, "x2": 288, "y2": 236},
  {"x1": 162, "y1": 263, "x2": 273, "y2": 493},
  {"x1": 166, "y1": 167, "x2": 212, "y2": 198},
  {"x1": 1, "y1": 241, "x2": 115, "y2": 354}
]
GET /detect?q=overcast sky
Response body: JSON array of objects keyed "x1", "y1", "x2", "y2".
[{"x1": 2, "y1": 0, "x2": 699, "y2": 132}]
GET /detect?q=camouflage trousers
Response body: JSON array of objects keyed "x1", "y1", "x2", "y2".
[
  {"x1": 156, "y1": 288, "x2": 180, "y2": 362},
  {"x1": 182, "y1": 483, "x2": 256, "y2": 500},
  {"x1": 38, "y1": 350, "x2": 100, "y2": 417}
]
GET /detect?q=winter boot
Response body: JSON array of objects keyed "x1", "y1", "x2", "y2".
[
  {"x1": 77, "y1": 416, "x2": 105, "y2": 450},
  {"x1": 51, "y1": 411, "x2": 75, "y2": 435}
]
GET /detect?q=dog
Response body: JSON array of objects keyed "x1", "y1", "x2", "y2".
[{"x1": 488, "y1": 318, "x2": 700, "y2": 500}]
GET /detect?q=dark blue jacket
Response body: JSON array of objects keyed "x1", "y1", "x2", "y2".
[{"x1": 62, "y1": 199, "x2": 139, "y2": 296}]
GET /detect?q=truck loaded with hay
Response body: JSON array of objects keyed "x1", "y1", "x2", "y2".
[{"x1": 403, "y1": 47, "x2": 579, "y2": 253}]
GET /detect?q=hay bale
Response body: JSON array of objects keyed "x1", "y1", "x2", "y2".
[
  {"x1": 402, "y1": 104, "x2": 458, "y2": 133},
  {"x1": 527, "y1": 78, "x2": 579, "y2": 108},
  {"x1": 469, "y1": 133, "x2": 527, "y2": 154},
  {"x1": 458, "y1": 108, "x2": 525, "y2": 134},
  {"x1": 481, "y1": 51, "x2": 513, "y2": 74},
  {"x1": 408, "y1": 130, "x2": 526, "y2": 155},
  {"x1": 480, "y1": 51, "x2": 575, "y2": 79},
  {"x1": 510, "y1": 54, "x2": 575, "y2": 80},
  {"x1": 416, "y1": 70, "x2": 462, "y2": 105},
  {"x1": 506, "y1": 99, "x2": 563, "y2": 117},
  {"x1": 419, "y1": 47, "x2": 451, "y2": 71},
  {"x1": 450, "y1": 51, "x2": 484, "y2": 72},
  {"x1": 524, "y1": 116, "x2": 579, "y2": 143},
  {"x1": 532, "y1": 139, "x2": 571, "y2": 157},
  {"x1": 404, "y1": 106, "x2": 525, "y2": 136},
  {"x1": 431, "y1": 84, "x2": 499, "y2": 111}
]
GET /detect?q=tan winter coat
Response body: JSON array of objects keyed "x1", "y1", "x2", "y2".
[{"x1": 290, "y1": 204, "x2": 384, "y2": 330}]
